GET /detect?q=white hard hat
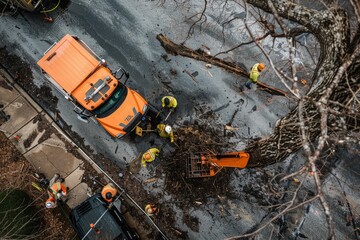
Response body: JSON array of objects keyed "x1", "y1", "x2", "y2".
[
  {"x1": 147, "y1": 208, "x2": 153, "y2": 214},
  {"x1": 46, "y1": 201, "x2": 55, "y2": 208},
  {"x1": 165, "y1": 125, "x2": 172, "y2": 134}
]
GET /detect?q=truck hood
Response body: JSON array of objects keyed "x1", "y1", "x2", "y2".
[{"x1": 96, "y1": 88, "x2": 148, "y2": 138}]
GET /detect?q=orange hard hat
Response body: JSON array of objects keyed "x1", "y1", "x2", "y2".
[
  {"x1": 145, "y1": 153, "x2": 151, "y2": 160},
  {"x1": 258, "y1": 63, "x2": 265, "y2": 71},
  {"x1": 45, "y1": 197, "x2": 56, "y2": 208}
]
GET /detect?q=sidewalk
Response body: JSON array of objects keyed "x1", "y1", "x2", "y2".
[{"x1": 0, "y1": 68, "x2": 94, "y2": 208}]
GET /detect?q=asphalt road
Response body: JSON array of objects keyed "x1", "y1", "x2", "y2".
[
  {"x1": 1, "y1": 1, "x2": 358, "y2": 239},
  {"x1": 0, "y1": 1, "x2": 285, "y2": 167},
  {"x1": 0, "y1": 2, "x2": 283, "y2": 238}
]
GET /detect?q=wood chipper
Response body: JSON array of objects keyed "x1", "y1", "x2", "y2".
[{"x1": 186, "y1": 151, "x2": 250, "y2": 178}]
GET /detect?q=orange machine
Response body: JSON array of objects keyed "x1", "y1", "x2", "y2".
[
  {"x1": 186, "y1": 151, "x2": 250, "y2": 178},
  {"x1": 38, "y1": 34, "x2": 150, "y2": 138}
]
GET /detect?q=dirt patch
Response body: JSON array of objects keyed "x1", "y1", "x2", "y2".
[
  {"x1": 0, "y1": 132, "x2": 77, "y2": 239},
  {"x1": 23, "y1": 130, "x2": 38, "y2": 148}
]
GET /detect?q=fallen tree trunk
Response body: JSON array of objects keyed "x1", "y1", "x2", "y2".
[
  {"x1": 256, "y1": 82, "x2": 288, "y2": 96},
  {"x1": 243, "y1": 0, "x2": 360, "y2": 167},
  {"x1": 156, "y1": 34, "x2": 288, "y2": 97}
]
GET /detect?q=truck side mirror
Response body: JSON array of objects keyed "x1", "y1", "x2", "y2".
[
  {"x1": 113, "y1": 68, "x2": 130, "y2": 84},
  {"x1": 73, "y1": 106, "x2": 91, "y2": 123},
  {"x1": 77, "y1": 115, "x2": 89, "y2": 123}
]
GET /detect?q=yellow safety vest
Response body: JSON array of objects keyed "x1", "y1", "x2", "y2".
[
  {"x1": 157, "y1": 124, "x2": 174, "y2": 142},
  {"x1": 249, "y1": 63, "x2": 261, "y2": 83},
  {"x1": 161, "y1": 96, "x2": 178, "y2": 108},
  {"x1": 142, "y1": 148, "x2": 160, "y2": 167}
]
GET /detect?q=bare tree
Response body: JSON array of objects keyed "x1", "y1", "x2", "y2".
[{"x1": 158, "y1": 0, "x2": 360, "y2": 239}]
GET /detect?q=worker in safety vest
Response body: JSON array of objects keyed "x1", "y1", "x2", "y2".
[
  {"x1": 245, "y1": 63, "x2": 265, "y2": 89},
  {"x1": 45, "y1": 173, "x2": 67, "y2": 209},
  {"x1": 142, "y1": 148, "x2": 160, "y2": 167},
  {"x1": 101, "y1": 183, "x2": 117, "y2": 203},
  {"x1": 161, "y1": 96, "x2": 178, "y2": 109},
  {"x1": 157, "y1": 124, "x2": 174, "y2": 143},
  {"x1": 145, "y1": 204, "x2": 159, "y2": 217}
]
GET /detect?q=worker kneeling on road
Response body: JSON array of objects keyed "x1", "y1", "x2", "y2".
[
  {"x1": 157, "y1": 124, "x2": 174, "y2": 143},
  {"x1": 101, "y1": 183, "x2": 117, "y2": 203},
  {"x1": 161, "y1": 96, "x2": 177, "y2": 109},
  {"x1": 245, "y1": 63, "x2": 265, "y2": 89},
  {"x1": 142, "y1": 148, "x2": 160, "y2": 167},
  {"x1": 45, "y1": 173, "x2": 68, "y2": 209},
  {"x1": 145, "y1": 203, "x2": 159, "y2": 217}
]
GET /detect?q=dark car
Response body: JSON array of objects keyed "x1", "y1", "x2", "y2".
[{"x1": 70, "y1": 194, "x2": 139, "y2": 240}]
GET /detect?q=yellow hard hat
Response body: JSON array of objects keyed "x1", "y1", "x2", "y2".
[{"x1": 258, "y1": 63, "x2": 265, "y2": 71}]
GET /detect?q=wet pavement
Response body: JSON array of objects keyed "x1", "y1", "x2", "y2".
[{"x1": 1, "y1": 1, "x2": 359, "y2": 239}]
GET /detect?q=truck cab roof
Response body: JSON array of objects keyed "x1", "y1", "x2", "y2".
[
  {"x1": 71, "y1": 194, "x2": 139, "y2": 240},
  {"x1": 37, "y1": 34, "x2": 150, "y2": 138},
  {"x1": 37, "y1": 34, "x2": 117, "y2": 110}
]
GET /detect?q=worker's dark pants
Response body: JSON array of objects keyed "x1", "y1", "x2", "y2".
[{"x1": 245, "y1": 79, "x2": 255, "y2": 89}]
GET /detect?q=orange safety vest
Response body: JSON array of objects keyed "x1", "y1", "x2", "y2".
[
  {"x1": 101, "y1": 183, "x2": 117, "y2": 203},
  {"x1": 50, "y1": 182, "x2": 67, "y2": 199}
]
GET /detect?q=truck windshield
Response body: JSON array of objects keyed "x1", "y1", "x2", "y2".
[{"x1": 92, "y1": 83, "x2": 127, "y2": 118}]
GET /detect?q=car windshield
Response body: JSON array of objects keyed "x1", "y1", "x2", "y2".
[{"x1": 91, "y1": 83, "x2": 127, "y2": 118}]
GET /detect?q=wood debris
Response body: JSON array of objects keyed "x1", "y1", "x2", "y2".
[
  {"x1": 224, "y1": 125, "x2": 239, "y2": 131},
  {"x1": 144, "y1": 177, "x2": 158, "y2": 183},
  {"x1": 300, "y1": 79, "x2": 307, "y2": 85}
]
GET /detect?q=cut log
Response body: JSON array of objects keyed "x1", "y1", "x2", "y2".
[{"x1": 156, "y1": 34, "x2": 288, "y2": 97}]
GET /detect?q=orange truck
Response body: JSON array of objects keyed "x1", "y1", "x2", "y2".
[{"x1": 38, "y1": 34, "x2": 154, "y2": 138}]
